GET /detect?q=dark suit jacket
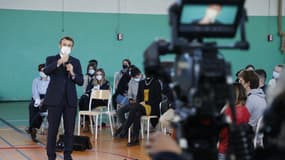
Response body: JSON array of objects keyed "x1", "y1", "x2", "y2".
[{"x1": 43, "y1": 54, "x2": 83, "y2": 107}]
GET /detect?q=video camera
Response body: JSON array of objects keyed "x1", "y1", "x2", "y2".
[{"x1": 143, "y1": 0, "x2": 251, "y2": 160}]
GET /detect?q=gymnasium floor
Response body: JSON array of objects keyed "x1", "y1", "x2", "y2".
[{"x1": 0, "y1": 102, "x2": 150, "y2": 160}]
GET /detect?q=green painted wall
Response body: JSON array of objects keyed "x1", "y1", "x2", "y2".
[{"x1": 0, "y1": 9, "x2": 284, "y2": 100}]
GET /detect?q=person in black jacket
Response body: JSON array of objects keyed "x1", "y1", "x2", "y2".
[
  {"x1": 86, "y1": 68, "x2": 110, "y2": 109},
  {"x1": 80, "y1": 68, "x2": 110, "y2": 132},
  {"x1": 115, "y1": 72, "x2": 162, "y2": 146},
  {"x1": 43, "y1": 36, "x2": 83, "y2": 160},
  {"x1": 112, "y1": 65, "x2": 134, "y2": 109}
]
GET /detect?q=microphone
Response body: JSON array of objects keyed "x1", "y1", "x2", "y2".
[{"x1": 64, "y1": 60, "x2": 71, "y2": 66}]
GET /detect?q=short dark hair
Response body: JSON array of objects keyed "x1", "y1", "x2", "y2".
[
  {"x1": 38, "y1": 63, "x2": 45, "y2": 71},
  {"x1": 277, "y1": 64, "x2": 284, "y2": 68},
  {"x1": 245, "y1": 64, "x2": 255, "y2": 70},
  {"x1": 89, "y1": 59, "x2": 98, "y2": 66},
  {"x1": 233, "y1": 83, "x2": 247, "y2": 105},
  {"x1": 122, "y1": 59, "x2": 131, "y2": 65},
  {"x1": 131, "y1": 67, "x2": 141, "y2": 77},
  {"x1": 255, "y1": 69, "x2": 267, "y2": 80},
  {"x1": 238, "y1": 70, "x2": 259, "y2": 89},
  {"x1": 59, "y1": 36, "x2": 74, "y2": 46}
]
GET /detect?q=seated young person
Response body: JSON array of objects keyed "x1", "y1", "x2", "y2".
[
  {"x1": 26, "y1": 64, "x2": 50, "y2": 141},
  {"x1": 113, "y1": 64, "x2": 134, "y2": 109},
  {"x1": 79, "y1": 62, "x2": 97, "y2": 111},
  {"x1": 114, "y1": 72, "x2": 162, "y2": 146},
  {"x1": 80, "y1": 68, "x2": 110, "y2": 132},
  {"x1": 89, "y1": 68, "x2": 110, "y2": 109},
  {"x1": 117, "y1": 67, "x2": 142, "y2": 124}
]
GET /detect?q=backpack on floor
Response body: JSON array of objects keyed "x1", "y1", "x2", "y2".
[{"x1": 56, "y1": 134, "x2": 92, "y2": 151}]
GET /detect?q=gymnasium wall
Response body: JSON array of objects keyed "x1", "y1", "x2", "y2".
[{"x1": 0, "y1": 6, "x2": 284, "y2": 100}]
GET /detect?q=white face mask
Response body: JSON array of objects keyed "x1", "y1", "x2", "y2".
[
  {"x1": 39, "y1": 71, "x2": 47, "y2": 78},
  {"x1": 61, "y1": 46, "x2": 71, "y2": 55},
  {"x1": 273, "y1": 71, "x2": 280, "y2": 79},
  {"x1": 134, "y1": 78, "x2": 141, "y2": 82},
  {"x1": 88, "y1": 69, "x2": 95, "y2": 75},
  {"x1": 205, "y1": 8, "x2": 219, "y2": 23},
  {"x1": 96, "y1": 75, "x2": 102, "y2": 81}
]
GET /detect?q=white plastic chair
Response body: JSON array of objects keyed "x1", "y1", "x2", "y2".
[
  {"x1": 113, "y1": 72, "x2": 119, "y2": 94},
  {"x1": 140, "y1": 115, "x2": 158, "y2": 142},
  {"x1": 77, "y1": 89, "x2": 114, "y2": 139}
]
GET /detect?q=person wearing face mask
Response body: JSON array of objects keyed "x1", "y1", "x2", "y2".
[
  {"x1": 79, "y1": 62, "x2": 97, "y2": 127},
  {"x1": 87, "y1": 68, "x2": 110, "y2": 109},
  {"x1": 112, "y1": 63, "x2": 134, "y2": 110},
  {"x1": 114, "y1": 59, "x2": 131, "y2": 90},
  {"x1": 82, "y1": 61, "x2": 97, "y2": 93},
  {"x1": 116, "y1": 67, "x2": 142, "y2": 128},
  {"x1": 79, "y1": 68, "x2": 110, "y2": 132},
  {"x1": 268, "y1": 64, "x2": 284, "y2": 89},
  {"x1": 115, "y1": 71, "x2": 162, "y2": 146},
  {"x1": 25, "y1": 63, "x2": 50, "y2": 141},
  {"x1": 43, "y1": 36, "x2": 83, "y2": 160}
]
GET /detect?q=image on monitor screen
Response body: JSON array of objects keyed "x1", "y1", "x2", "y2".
[{"x1": 180, "y1": 4, "x2": 238, "y2": 25}]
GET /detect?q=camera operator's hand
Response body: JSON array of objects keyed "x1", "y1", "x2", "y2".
[{"x1": 146, "y1": 132, "x2": 182, "y2": 156}]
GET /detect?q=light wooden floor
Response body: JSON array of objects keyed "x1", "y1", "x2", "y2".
[
  {"x1": 0, "y1": 125, "x2": 151, "y2": 160},
  {"x1": 0, "y1": 102, "x2": 151, "y2": 160}
]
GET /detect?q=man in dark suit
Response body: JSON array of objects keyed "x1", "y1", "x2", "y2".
[{"x1": 44, "y1": 36, "x2": 83, "y2": 160}]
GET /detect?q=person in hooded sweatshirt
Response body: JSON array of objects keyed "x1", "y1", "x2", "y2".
[
  {"x1": 238, "y1": 70, "x2": 267, "y2": 132},
  {"x1": 116, "y1": 67, "x2": 142, "y2": 124}
]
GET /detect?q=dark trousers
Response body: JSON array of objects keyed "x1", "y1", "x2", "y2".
[
  {"x1": 121, "y1": 104, "x2": 145, "y2": 138},
  {"x1": 117, "y1": 103, "x2": 132, "y2": 124},
  {"x1": 46, "y1": 96, "x2": 77, "y2": 160},
  {"x1": 79, "y1": 94, "x2": 108, "y2": 111},
  {"x1": 79, "y1": 94, "x2": 107, "y2": 123},
  {"x1": 28, "y1": 99, "x2": 46, "y2": 129}
]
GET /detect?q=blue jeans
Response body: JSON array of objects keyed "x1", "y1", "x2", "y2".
[{"x1": 116, "y1": 94, "x2": 129, "y2": 106}]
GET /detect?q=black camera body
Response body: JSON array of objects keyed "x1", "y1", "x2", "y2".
[{"x1": 143, "y1": 0, "x2": 251, "y2": 160}]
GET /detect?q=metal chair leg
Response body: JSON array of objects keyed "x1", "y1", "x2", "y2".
[{"x1": 77, "y1": 114, "x2": 81, "y2": 135}]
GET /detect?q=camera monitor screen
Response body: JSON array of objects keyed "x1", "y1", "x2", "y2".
[{"x1": 178, "y1": 0, "x2": 244, "y2": 38}]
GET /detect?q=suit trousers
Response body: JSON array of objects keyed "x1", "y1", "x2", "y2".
[{"x1": 46, "y1": 95, "x2": 77, "y2": 160}]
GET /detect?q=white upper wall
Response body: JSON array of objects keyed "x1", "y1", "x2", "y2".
[{"x1": 0, "y1": 0, "x2": 284, "y2": 16}]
